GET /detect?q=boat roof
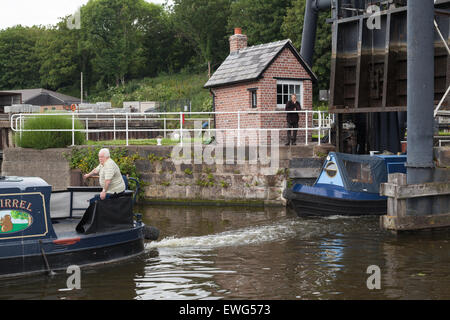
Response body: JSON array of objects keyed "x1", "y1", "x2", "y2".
[
  {"x1": 320, "y1": 152, "x2": 406, "y2": 194},
  {"x1": 0, "y1": 177, "x2": 50, "y2": 191}
]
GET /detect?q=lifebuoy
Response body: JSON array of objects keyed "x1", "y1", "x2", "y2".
[{"x1": 71, "y1": 104, "x2": 76, "y2": 112}]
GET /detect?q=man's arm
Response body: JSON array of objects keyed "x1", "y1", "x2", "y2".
[
  {"x1": 83, "y1": 167, "x2": 99, "y2": 180},
  {"x1": 100, "y1": 179, "x2": 111, "y2": 200}
]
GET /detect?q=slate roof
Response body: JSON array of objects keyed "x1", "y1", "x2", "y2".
[
  {"x1": 0, "y1": 88, "x2": 81, "y2": 105},
  {"x1": 204, "y1": 39, "x2": 317, "y2": 89}
]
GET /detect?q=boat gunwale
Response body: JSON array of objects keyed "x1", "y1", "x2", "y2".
[{"x1": 0, "y1": 238, "x2": 146, "y2": 280}]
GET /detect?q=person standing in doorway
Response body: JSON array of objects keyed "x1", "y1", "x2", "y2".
[{"x1": 285, "y1": 94, "x2": 301, "y2": 145}]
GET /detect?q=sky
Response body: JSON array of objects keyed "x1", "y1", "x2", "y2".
[{"x1": 0, "y1": 0, "x2": 169, "y2": 30}]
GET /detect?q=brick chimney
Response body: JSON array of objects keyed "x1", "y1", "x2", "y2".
[{"x1": 229, "y1": 28, "x2": 247, "y2": 53}]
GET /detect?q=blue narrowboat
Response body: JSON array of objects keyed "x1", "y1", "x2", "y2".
[
  {"x1": 283, "y1": 152, "x2": 407, "y2": 216},
  {"x1": 0, "y1": 176, "x2": 159, "y2": 279}
]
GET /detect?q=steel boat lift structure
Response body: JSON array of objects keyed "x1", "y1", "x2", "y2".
[
  {"x1": 284, "y1": 0, "x2": 450, "y2": 219},
  {"x1": 302, "y1": 0, "x2": 450, "y2": 155}
]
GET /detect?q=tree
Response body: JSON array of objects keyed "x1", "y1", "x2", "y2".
[
  {"x1": 282, "y1": 0, "x2": 332, "y2": 97},
  {"x1": 140, "y1": 3, "x2": 196, "y2": 76},
  {"x1": 81, "y1": 0, "x2": 152, "y2": 87},
  {"x1": 35, "y1": 22, "x2": 80, "y2": 91},
  {"x1": 171, "y1": 0, "x2": 231, "y2": 73},
  {"x1": 228, "y1": 0, "x2": 292, "y2": 45},
  {"x1": 0, "y1": 26, "x2": 43, "y2": 89}
]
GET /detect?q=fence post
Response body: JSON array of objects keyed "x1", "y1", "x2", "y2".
[
  {"x1": 180, "y1": 112, "x2": 183, "y2": 147},
  {"x1": 19, "y1": 115, "x2": 23, "y2": 141},
  {"x1": 318, "y1": 111, "x2": 321, "y2": 146},
  {"x1": 237, "y1": 111, "x2": 241, "y2": 146},
  {"x1": 85, "y1": 119, "x2": 89, "y2": 141},
  {"x1": 72, "y1": 113, "x2": 75, "y2": 146},
  {"x1": 164, "y1": 118, "x2": 167, "y2": 138},
  {"x1": 305, "y1": 111, "x2": 308, "y2": 146},
  {"x1": 113, "y1": 116, "x2": 116, "y2": 141},
  {"x1": 126, "y1": 113, "x2": 129, "y2": 146},
  {"x1": 329, "y1": 114, "x2": 332, "y2": 144}
]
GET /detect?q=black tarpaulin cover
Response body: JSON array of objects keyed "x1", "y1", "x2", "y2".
[
  {"x1": 333, "y1": 152, "x2": 387, "y2": 194},
  {"x1": 76, "y1": 195, "x2": 134, "y2": 234}
]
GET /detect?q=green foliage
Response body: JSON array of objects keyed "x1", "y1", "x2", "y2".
[
  {"x1": 184, "y1": 168, "x2": 193, "y2": 175},
  {"x1": 171, "y1": 0, "x2": 231, "y2": 67},
  {"x1": 196, "y1": 173, "x2": 216, "y2": 187},
  {"x1": 82, "y1": 0, "x2": 152, "y2": 86},
  {"x1": 228, "y1": 0, "x2": 291, "y2": 45},
  {"x1": 66, "y1": 146, "x2": 144, "y2": 196},
  {"x1": 15, "y1": 115, "x2": 85, "y2": 149},
  {"x1": 89, "y1": 73, "x2": 211, "y2": 110},
  {"x1": 220, "y1": 181, "x2": 229, "y2": 188},
  {"x1": 35, "y1": 24, "x2": 80, "y2": 91},
  {"x1": 0, "y1": 26, "x2": 43, "y2": 89},
  {"x1": 10, "y1": 210, "x2": 29, "y2": 220},
  {"x1": 282, "y1": 0, "x2": 332, "y2": 97},
  {"x1": 0, "y1": 0, "x2": 332, "y2": 104},
  {"x1": 287, "y1": 178, "x2": 293, "y2": 189},
  {"x1": 148, "y1": 153, "x2": 167, "y2": 162},
  {"x1": 87, "y1": 138, "x2": 180, "y2": 146}
]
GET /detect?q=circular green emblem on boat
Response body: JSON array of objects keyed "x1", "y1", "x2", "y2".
[{"x1": 0, "y1": 210, "x2": 33, "y2": 234}]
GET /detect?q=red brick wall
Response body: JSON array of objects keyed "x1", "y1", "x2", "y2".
[{"x1": 212, "y1": 47, "x2": 313, "y2": 145}]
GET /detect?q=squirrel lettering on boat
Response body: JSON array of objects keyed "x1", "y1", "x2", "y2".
[{"x1": 0, "y1": 215, "x2": 13, "y2": 232}]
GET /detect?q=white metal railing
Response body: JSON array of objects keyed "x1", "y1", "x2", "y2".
[
  {"x1": 439, "y1": 140, "x2": 450, "y2": 147},
  {"x1": 10, "y1": 110, "x2": 334, "y2": 147},
  {"x1": 434, "y1": 20, "x2": 450, "y2": 117},
  {"x1": 436, "y1": 110, "x2": 450, "y2": 147}
]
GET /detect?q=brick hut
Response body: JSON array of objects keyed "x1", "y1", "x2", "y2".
[{"x1": 204, "y1": 28, "x2": 317, "y2": 145}]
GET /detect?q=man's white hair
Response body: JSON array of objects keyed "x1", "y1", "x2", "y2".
[{"x1": 99, "y1": 148, "x2": 110, "y2": 158}]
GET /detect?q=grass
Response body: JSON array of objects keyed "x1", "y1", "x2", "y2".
[
  {"x1": 86, "y1": 137, "x2": 206, "y2": 146},
  {"x1": 15, "y1": 115, "x2": 85, "y2": 149}
]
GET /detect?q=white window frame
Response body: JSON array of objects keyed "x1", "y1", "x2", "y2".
[{"x1": 276, "y1": 79, "x2": 303, "y2": 109}]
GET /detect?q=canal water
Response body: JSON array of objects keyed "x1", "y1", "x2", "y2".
[{"x1": 1, "y1": 204, "x2": 450, "y2": 300}]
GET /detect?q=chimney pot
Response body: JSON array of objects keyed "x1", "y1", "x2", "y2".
[{"x1": 229, "y1": 28, "x2": 247, "y2": 53}]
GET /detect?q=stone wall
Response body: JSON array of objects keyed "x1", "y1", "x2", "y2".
[
  {"x1": 132, "y1": 145, "x2": 331, "y2": 205},
  {"x1": 0, "y1": 144, "x2": 334, "y2": 205}
]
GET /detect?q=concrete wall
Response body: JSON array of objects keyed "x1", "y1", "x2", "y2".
[{"x1": 2, "y1": 147, "x2": 71, "y2": 191}]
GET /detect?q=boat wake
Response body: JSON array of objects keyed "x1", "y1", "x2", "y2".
[{"x1": 145, "y1": 219, "x2": 305, "y2": 250}]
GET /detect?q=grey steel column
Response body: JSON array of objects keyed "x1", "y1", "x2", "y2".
[
  {"x1": 406, "y1": 0, "x2": 435, "y2": 215},
  {"x1": 301, "y1": 0, "x2": 332, "y2": 67},
  {"x1": 301, "y1": 0, "x2": 318, "y2": 67}
]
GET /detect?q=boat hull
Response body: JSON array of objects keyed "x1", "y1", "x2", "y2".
[
  {"x1": 0, "y1": 226, "x2": 145, "y2": 279},
  {"x1": 283, "y1": 188, "x2": 387, "y2": 217}
]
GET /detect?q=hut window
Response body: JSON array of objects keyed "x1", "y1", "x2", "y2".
[
  {"x1": 248, "y1": 88, "x2": 257, "y2": 108},
  {"x1": 276, "y1": 80, "x2": 303, "y2": 108}
]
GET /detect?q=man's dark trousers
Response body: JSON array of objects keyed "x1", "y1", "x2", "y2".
[{"x1": 287, "y1": 121, "x2": 299, "y2": 145}]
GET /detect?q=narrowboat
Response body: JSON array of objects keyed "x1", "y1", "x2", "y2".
[
  {"x1": 283, "y1": 152, "x2": 407, "y2": 216},
  {"x1": 0, "y1": 176, "x2": 159, "y2": 279}
]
